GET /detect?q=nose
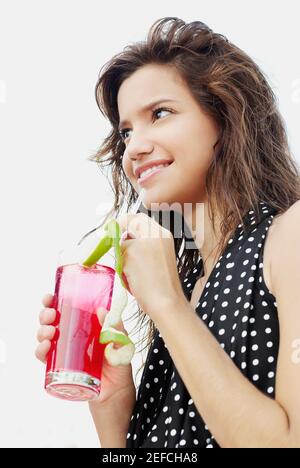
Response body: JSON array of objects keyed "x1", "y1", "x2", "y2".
[{"x1": 125, "y1": 132, "x2": 154, "y2": 161}]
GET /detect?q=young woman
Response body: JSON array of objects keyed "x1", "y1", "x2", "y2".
[{"x1": 36, "y1": 17, "x2": 300, "y2": 448}]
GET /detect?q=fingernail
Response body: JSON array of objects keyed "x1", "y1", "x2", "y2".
[{"x1": 120, "y1": 231, "x2": 128, "y2": 241}]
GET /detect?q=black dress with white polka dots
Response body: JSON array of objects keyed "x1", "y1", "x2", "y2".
[{"x1": 126, "y1": 202, "x2": 279, "y2": 448}]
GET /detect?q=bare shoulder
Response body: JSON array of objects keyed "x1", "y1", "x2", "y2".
[{"x1": 264, "y1": 200, "x2": 300, "y2": 296}]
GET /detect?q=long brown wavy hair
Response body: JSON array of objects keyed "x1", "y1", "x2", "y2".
[{"x1": 88, "y1": 17, "x2": 300, "y2": 385}]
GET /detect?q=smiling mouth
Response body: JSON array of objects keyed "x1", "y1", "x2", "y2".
[{"x1": 137, "y1": 163, "x2": 173, "y2": 184}]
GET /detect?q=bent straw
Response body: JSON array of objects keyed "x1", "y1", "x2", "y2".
[
  {"x1": 77, "y1": 188, "x2": 145, "y2": 246},
  {"x1": 80, "y1": 188, "x2": 145, "y2": 267},
  {"x1": 129, "y1": 188, "x2": 146, "y2": 215}
]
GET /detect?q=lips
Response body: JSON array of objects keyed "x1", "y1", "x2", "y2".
[
  {"x1": 137, "y1": 162, "x2": 173, "y2": 185},
  {"x1": 134, "y1": 160, "x2": 173, "y2": 179}
]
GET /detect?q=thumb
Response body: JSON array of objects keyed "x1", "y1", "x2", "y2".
[
  {"x1": 97, "y1": 307, "x2": 108, "y2": 326},
  {"x1": 97, "y1": 307, "x2": 129, "y2": 335},
  {"x1": 122, "y1": 272, "x2": 132, "y2": 296}
]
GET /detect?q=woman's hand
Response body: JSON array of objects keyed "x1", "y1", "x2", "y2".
[
  {"x1": 35, "y1": 294, "x2": 136, "y2": 408},
  {"x1": 118, "y1": 212, "x2": 185, "y2": 318}
]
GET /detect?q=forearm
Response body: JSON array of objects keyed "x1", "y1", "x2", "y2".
[
  {"x1": 152, "y1": 296, "x2": 292, "y2": 448},
  {"x1": 89, "y1": 391, "x2": 136, "y2": 448}
]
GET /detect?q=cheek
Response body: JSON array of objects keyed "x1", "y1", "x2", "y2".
[
  {"x1": 122, "y1": 156, "x2": 135, "y2": 181},
  {"x1": 122, "y1": 156, "x2": 130, "y2": 177},
  {"x1": 176, "y1": 147, "x2": 213, "y2": 175},
  {"x1": 186, "y1": 132, "x2": 216, "y2": 170}
]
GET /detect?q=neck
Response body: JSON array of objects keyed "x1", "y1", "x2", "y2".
[{"x1": 184, "y1": 201, "x2": 222, "y2": 277}]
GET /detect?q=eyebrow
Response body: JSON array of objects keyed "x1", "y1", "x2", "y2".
[{"x1": 118, "y1": 98, "x2": 178, "y2": 130}]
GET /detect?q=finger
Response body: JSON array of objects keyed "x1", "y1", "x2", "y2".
[
  {"x1": 39, "y1": 308, "x2": 56, "y2": 325},
  {"x1": 117, "y1": 214, "x2": 133, "y2": 233},
  {"x1": 97, "y1": 307, "x2": 107, "y2": 326},
  {"x1": 118, "y1": 212, "x2": 162, "y2": 240},
  {"x1": 121, "y1": 272, "x2": 132, "y2": 296},
  {"x1": 120, "y1": 238, "x2": 135, "y2": 256},
  {"x1": 113, "y1": 320, "x2": 128, "y2": 334},
  {"x1": 120, "y1": 230, "x2": 135, "y2": 241},
  {"x1": 118, "y1": 213, "x2": 144, "y2": 237},
  {"x1": 42, "y1": 294, "x2": 54, "y2": 308},
  {"x1": 97, "y1": 307, "x2": 128, "y2": 334},
  {"x1": 35, "y1": 340, "x2": 51, "y2": 363},
  {"x1": 37, "y1": 325, "x2": 56, "y2": 343}
]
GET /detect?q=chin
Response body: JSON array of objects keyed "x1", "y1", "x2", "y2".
[{"x1": 140, "y1": 191, "x2": 184, "y2": 214}]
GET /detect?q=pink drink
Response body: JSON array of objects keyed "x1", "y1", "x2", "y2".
[{"x1": 45, "y1": 263, "x2": 115, "y2": 401}]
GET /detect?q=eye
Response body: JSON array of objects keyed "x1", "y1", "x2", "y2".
[
  {"x1": 152, "y1": 107, "x2": 172, "y2": 121},
  {"x1": 118, "y1": 107, "x2": 173, "y2": 142}
]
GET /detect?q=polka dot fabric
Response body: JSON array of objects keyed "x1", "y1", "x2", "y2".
[{"x1": 126, "y1": 203, "x2": 279, "y2": 448}]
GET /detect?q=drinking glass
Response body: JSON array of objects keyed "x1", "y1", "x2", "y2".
[{"x1": 44, "y1": 239, "x2": 116, "y2": 402}]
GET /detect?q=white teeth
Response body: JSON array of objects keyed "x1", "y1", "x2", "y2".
[{"x1": 139, "y1": 163, "x2": 170, "y2": 179}]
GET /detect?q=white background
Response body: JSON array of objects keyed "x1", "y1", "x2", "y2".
[{"x1": 0, "y1": 0, "x2": 299, "y2": 448}]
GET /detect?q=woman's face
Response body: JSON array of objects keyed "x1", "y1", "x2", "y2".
[{"x1": 117, "y1": 64, "x2": 220, "y2": 209}]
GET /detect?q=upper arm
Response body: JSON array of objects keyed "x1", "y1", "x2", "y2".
[{"x1": 270, "y1": 200, "x2": 300, "y2": 445}]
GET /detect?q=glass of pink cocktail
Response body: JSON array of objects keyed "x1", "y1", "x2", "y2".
[
  {"x1": 44, "y1": 260, "x2": 115, "y2": 402},
  {"x1": 44, "y1": 189, "x2": 145, "y2": 402}
]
